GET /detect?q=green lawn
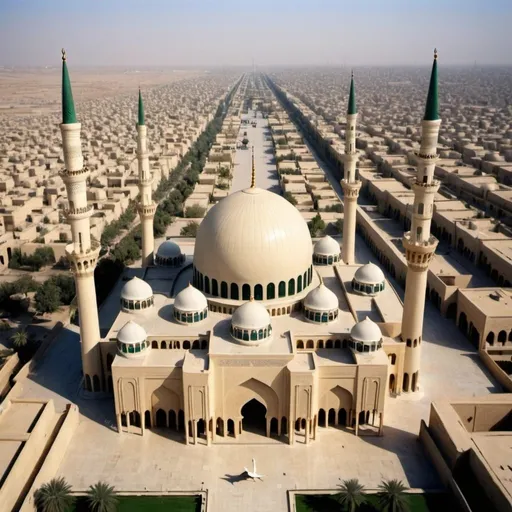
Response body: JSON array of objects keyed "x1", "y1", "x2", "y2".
[
  {"x1": 296, "y1": 493, "x2": 460, "y2": 512},
  {"x1": 74, "y1": 495, "x2": 200, "y2": 511}
]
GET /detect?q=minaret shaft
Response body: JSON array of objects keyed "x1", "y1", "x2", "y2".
[
  {"x1": 136, "y1": 94, "x2": 156, "y2": 267},
  {"x1": 400, "y1": 50, "x2": 440, "y2": 392},
  {"x1": 59, "y1": 51, "x2": 102, "y2": 392},
  {"x1": 341, "y1": 74, "x2": 360, "y2": 265}
]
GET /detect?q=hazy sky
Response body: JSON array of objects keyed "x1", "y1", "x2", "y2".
[{"x1": 1, "y1": 0, "x2": 511, "y2": 67}]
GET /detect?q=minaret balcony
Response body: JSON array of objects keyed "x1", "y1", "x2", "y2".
[
  {"x1": 138, "y1": 204, "x2": 157, "y2": 217},
  {"x1": 415, "y1": 151, "x2": 438, "y2": 161},
  {"x1": 65, "y1": 239, "x2": 101, "y2": 275},
  {"x1": 139, "y1": 176, "x2": 154, "y2": 186},
  {"x1": 411, "y1": 178, "x2": 440, "y2": 190},
  {"x1": 64, "y1": 204, "x2": 94, "y2": 220},
  {"x1": 402, "y1": 232, "x2": 438, "y2": 253},
  {"x1": 59, "y1": 166, "x2": 90, "y2": 179},
  {"x1": 341, "y1": 179, "x2": 361, "y2": 199}
]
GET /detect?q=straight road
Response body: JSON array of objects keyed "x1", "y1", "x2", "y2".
[{"x1": 231, "y1": 109, "x2": 280, "y2": 194}]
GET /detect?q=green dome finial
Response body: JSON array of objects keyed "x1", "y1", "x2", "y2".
[
  {"x1": 348, "y1": 70, "x2": 357, "y2": 115},
  {"x1": 424, "y1": 48, "x2": 439, "y2": 121},
  {"x1": 138, "y1": 88, "x2": 145, "y2": 126},
  {"x1": 61, "y1": 48, "x2": 77, "y2": 124}
]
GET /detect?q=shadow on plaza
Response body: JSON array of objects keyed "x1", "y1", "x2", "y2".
[
  {"x1": 24, "y1": 324, "x2": 118, "y2": 429},
  {"x1": 358, "y1": 425, "x2": 441, "y2": 490}
]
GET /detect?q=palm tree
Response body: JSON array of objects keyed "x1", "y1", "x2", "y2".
[
  {"x1": 336, "y1": 478, "x2": 367, "y2": 512},
  {"x1": 86, "y1": 481, "x2": 118, "y2": 512},
  {"x1": 34, "y1": 477, "x2": 74, "y2": 512},
  {"x1": 377, "y1": 479, "x2": 410, "y2": 512},
  {"x1": 11, "y1": 329, "x2": 28, "y2": 350}
]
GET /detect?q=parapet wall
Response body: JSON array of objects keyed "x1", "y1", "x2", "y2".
[{"x1": 19, "y1": 404, "x2": 79, "y2": 512}]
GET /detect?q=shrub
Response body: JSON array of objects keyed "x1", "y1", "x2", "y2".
[
  {"x1": 185, "y1": 204, "x2": 206, "y2": 218},
  {"x1": 180, "y1": 221, "x2": 199, "y2": 237}
]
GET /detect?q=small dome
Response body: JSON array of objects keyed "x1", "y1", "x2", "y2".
[
  {"x1": 117, "y1": 320, "x2": 147, "y2": 345},
  {"x1": 157, "y1": 240, "x2": 182, "y2": 259},
  {"x1": 314, "y1": 236, "x2": 340, "y2": 256},
  {"x1": 354, "y1": 262, "x2": 385, "y2": 285},
  {"x1": 174, "y1": 283, "x2": 207, "y2": 312},
  {"x1": 304, "y1": 282, "x2": 338, "y2": 311},
  {"x1": 350, "y1": 317, "x2": 382, "y2": 343},
  {"x1": 121, "y1": 276, "x2": 153, "y2": 301},
  {"x1": 232, "y1": 299, "x2": 271, "y2": 330}
]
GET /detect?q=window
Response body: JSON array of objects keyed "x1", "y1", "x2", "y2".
[
  {"x1": 204, "y1": 277, "x2": 210, "y2": 294},
  {"x1": 187, "y1": 313, "x2": 193, "y2": 323},
  {"x1": 212, "y1": 279, "x2": 219, "y2": 297},
  {"x1": 258, "y1": 329, "x2": 264, "y2": 339},
  {"x1": 267, "y1": 283, "x2": 275, "y2": 299},
  {"x1": 221, "y1": 281, "x2": 228, "y2": 298},
  {"x1": 314, "y1": 312, "x2": 321, "y2": 322},
  {"x1": 416, "y1": 226, "x2": 422, "y2": 238},
  {"x1": 242, "y1": 284, "x2": 251, "y2": 300},
  {"x1": 231, "y1": 283, "x2": 239, "y2": 300},
  {"x1": 243, "y1": 330, "x2": 249, "y2": 341},
  {"x1": 193, "y1": 312, "x2": 199, "y2": 322},
  {"x1": 254, "y1": 284, "x2": 263, "y2": 300},
  {"x1": 321, "y1": 312, "x2": 328, "y2": 322},
  {"x1": 297, "y1": 275, "x2": 302, "y2": 292},
  {"x1": 303, "y1": 271, "x2": 308, "y2": 287},
  {"x1": 278, "y1": 281, "x2": 286, "y2": 298},
  {"x1": 288, "y1": 279, "x2": 295, "y2": 296}
]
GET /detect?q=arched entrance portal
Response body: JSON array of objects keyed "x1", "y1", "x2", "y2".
[{"x1": 241, "y1": 399, "x2": 267, "y2": 435}]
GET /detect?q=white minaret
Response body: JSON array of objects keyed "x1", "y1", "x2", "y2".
[
  {"x1": 341, "y1": 72, "x2": 360, "y2": 265},
  {"x1": 401, "y1": 49, "x2": 440, "y2": 392},
  {"x1": 136, "y1": 89, "x2": 156, "y2": 266},
  {"x1": 59, "y1": 49, "x2": 102, "y2": 392}
]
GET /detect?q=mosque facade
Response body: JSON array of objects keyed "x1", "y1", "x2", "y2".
[{"x1": 59, "y1": 50, "x2": 440, "y2": 445}]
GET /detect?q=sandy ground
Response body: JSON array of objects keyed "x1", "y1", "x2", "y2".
[{"x1": 0, "y1": 67, "x2": 204, "y2": 118}]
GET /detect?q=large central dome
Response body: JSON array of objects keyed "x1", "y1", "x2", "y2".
[{"x1": 193, "y1": 187, "x2": 313, "y2": 301}]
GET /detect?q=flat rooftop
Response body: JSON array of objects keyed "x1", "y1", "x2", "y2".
[{"x1": 458, "y1": 288, "x2": 512, "y2": 317}]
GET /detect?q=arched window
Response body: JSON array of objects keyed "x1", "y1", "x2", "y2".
[
  {"x1": 258, "y1": 329, "x2": 264, "y2": 339},
  {"x1": 297, "y1": 275, "x2": 303, "y2": 292},
  {"x1": 278, "y1": 281, "x2": 286, "y2": 298},
  {"x1": 254, "y1": 284, "x2": 263, "y2": 300},
  {"x1": 418, "y1": 203, "x2": 424, "y2": 215},
  {"x1": 250, "y1": 330, "x2": 258, "y2": 341},
  {"x1": 303, "y1": 271, "x2": 308, "y2": 287},
  {"x1": 321, "y1": 312, "x2": 328, "y2": 322},
  {"x1": 314, "y1": 312, "x2": 321, "y2": 322},
  {"x1": 212, "y1": 279, "x2": 219, "y2": 297},
  {"x1": 199, "y1": 274, "x2": 204, "y2": 291},
  {"x1": 243, "y1": 330, "x2": 249, "y2": 341},
  {"x1": 242, "y1": 284, "x2": 251, "y2": 300},
  {"x1": 288, "y1": 278, "x2": 295, "y2": 295},
  {"x1": 231, "y1": 283, "x2": 239, "y2": 300},
  {"x1": 267, "y1": 283, "x2": 275, "y2": 299},
  {"x1": 221, "y1": 281, "x2": 228, "y2": 298},
  {"x1": 193, "y1": 312, "x2": 199, "y2": 322},
  {"x1": 204, "y1": 276, "x2": 210, "y2": 294}
]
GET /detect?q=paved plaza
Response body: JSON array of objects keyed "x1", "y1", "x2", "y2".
[
  {"x1": 231, "y1": 110, "x2": 280, "y2": 194},
  {"x1": 12, "y1": 116, "x2": 500, "y2": 512}
]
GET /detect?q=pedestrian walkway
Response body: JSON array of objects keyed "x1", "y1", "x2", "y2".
[{"x1": 231, "y1": 110, "x2": 280, "y2": 194}]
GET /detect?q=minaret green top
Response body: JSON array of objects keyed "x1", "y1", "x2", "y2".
[
  {"x1": 347, "y1": 71, "x2": 357, "y2": 115},
  {"x1": 138, "y1": 88, "x2": 145, "y2": 126},
  {"x1": 61, "y1": 49, "x2": 77, "y2": 124},
  {"x1": 424, "y1": 48, "x2": 439, "y2": 121}
]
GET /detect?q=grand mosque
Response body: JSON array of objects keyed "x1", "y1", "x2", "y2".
[{"x1": 59, "y1": 50, "x2": 441, "y2": 445}]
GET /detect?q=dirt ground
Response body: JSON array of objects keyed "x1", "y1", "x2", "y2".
[{"x1": 0, "y1": 67, "x2": 204, "y2": 118}]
